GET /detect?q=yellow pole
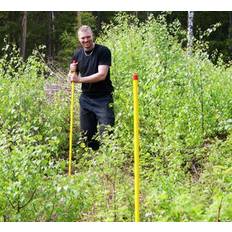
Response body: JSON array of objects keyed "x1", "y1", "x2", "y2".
[
  {"x1": 133, "y1": 73, "x2": 140, "y2": 222},
  {"x1": 68, "y1": 79, "x2": 75, "y2": 176}
]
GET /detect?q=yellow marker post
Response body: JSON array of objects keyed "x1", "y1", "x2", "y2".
[
  {"x1": 133, "y1": 73, "x2": 140, "y2": 222},
  {"x1": 68, "y1": 74, "x2": 75, "y2": 176}
]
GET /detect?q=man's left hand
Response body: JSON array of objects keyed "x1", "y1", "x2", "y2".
[{"x1": 69, "y1": 72, "x2": 81, "y2": 83}]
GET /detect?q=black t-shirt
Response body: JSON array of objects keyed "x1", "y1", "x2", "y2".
[{"x1": 72, "y1": 44, "x2": 114, "y2": 98}]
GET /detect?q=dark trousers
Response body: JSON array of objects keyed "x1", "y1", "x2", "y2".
[{"x1": 79, "y1": 94, "x2": 115, "y2": 150}]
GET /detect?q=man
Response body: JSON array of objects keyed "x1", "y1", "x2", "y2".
[{"x1": 69, "y1": 25, "x2": 115, "y2": 150}]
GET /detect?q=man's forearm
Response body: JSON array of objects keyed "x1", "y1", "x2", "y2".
[{"x1": 79, "y1": 72, "x2": 106, "y2": 83}]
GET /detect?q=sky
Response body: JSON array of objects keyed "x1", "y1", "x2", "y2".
[{"x1": 1, "y1": 0, "x2": 231, "y2": 11}]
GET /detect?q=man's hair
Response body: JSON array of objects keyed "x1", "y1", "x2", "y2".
[{"x1": 77, "y1": 25, "x2": 93, "y2": 37}]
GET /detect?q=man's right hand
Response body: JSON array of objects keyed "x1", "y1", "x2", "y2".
[{"x1": 69, "y1": 61, "x2": 78, "y2": 73}]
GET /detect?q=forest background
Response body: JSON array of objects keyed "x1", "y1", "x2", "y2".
[{"x1": 1, "y1": 11, "x2": 232, "y2": 66}]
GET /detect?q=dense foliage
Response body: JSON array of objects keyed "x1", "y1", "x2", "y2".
[{"x1": 0, "y1": 14, "x2": 232, "y2": 221}]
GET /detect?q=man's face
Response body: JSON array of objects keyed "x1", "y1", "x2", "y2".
[{"x1": 78, "y1": 30, "x2": 94, "y2": 51}]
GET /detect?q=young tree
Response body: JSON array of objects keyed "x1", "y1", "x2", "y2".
[{"x1": 187, "y1": 11, "x2": 194, "y2": 56}]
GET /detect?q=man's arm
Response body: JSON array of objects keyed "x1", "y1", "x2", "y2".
[{"x1": 70, "y1": 65, "x2": 109, "y2": 83}]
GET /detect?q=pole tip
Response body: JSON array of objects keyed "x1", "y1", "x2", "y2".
[{"x1": 133, "y1": 73, "x2": 138, "y2": 80}]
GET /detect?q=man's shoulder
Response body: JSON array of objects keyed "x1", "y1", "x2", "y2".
[
  {"x1": 74, "y1": 47, "x2": 83, "y2": 56},
  {"x1": 75, "y1": 48, "x2": 83, "y2": 54},
  {"x1": 96, "y1": 44, "x2": 111, "y2": 53}
]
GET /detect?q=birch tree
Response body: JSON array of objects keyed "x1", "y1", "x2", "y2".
[{"x1": 187, "y1": 11, "x2": 194, "y2": 56}]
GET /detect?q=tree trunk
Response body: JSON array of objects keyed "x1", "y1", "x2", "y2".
[
  {"x1": 77, "y1": 11, "x2": 82, "y2": 29},
  {"x1": 229, "y1": 12, "x2": 232, "y2": 53},
  {"x1": 187, "y1": 11, "x2": 194, "y2": 56},
  {"x1": 48, "y1": 11, "x2": 55, "y2": 63},
  {"x1": 20, "y1": 11, "x2": 27, "y2": 60}
]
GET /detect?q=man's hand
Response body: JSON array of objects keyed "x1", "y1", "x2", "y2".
[
  {"x1": 69, "y1": 61, "x2": 78, "y2": 73},
  {"x1": 68, "y1": 61, "x2": 81, "y2": 83},
  {"x1": 69, "y1": 72, "x2": 81, "y2": 83}
]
